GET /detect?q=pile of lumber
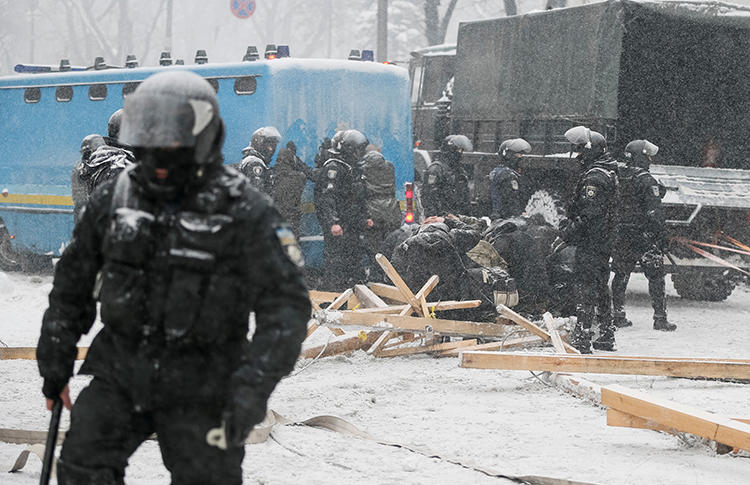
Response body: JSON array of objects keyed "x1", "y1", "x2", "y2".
[{"x1": 306, "y1": 253, "x2": 569, "y2": 359}]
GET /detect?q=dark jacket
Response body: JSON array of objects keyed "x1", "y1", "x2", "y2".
[
  {"x1": 360, "y1": 151, "x2": 402, "y2": 232},
  {"x1": 37, "y1": 164, "x2": 310, "y2": 409},
  {"x1": 313, "y1": 158, "x2": 369, "y2": 232},
  {"x1": 271, "y1": 147, "x2": 310, "y2": 234},
  {"x1": 615, "y1": 164, "x2": 666, "y2": 248},
  {"x1": 489, "y1": 165, "x2": 524, "y2": 220},
  {"x1": 562, "y1": 157, "x2": 619, "y2": 250},
  {"x1": 239, "y1": 148, "x2": 272, "y2": 193},
  {"x1": 421, "y1": 158, "x2": 470, "y2": 217}
]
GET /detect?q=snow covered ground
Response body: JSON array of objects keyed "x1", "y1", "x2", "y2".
[{"x1": 1, "y1": 271, "x2": 749, "y2": 484}]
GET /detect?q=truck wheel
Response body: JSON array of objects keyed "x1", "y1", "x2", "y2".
[
  {"x1": 524, "y1": 190, "x2": 566, "y2": 229},
  {"x1": 0, "y1": 223, "x2": 21, "y2": 272},
  {"x1": 671, "y1": 271, "x2": 735, "y2": 302}
]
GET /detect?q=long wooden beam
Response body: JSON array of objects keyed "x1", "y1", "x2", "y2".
[
  {"x1": 367, "y1": 283, "x2": 407, "y2": 303},
  {"x1": 353, "y1": 300, "x2": 483, "y2": 314},
  {"x1": 459, "y1": 352, "x2": 750, "y2": 380},
  {"x1": 0, "y1": 347, "x2": 88, "y2": 360},
  {"x1": 375, "y1": 253, "x2": 422, "y2": 313},
  {"x1": 607, "y1": 408, "x2": 750, "y2": 432},
  {"x1": 602, "y1": 384, "x2": 750, "y2": 452},
  {"x1": 299, "y1": 331, "x2": 385, "y2": 360},
  {"x1": 440, "y1": 335, "x2": 545, "y2": 357},
  {"x1": 497, "y1": 304, "x2": 578, "y2": 354},
  {"x1": 324, "y1": 311, "x2": 509, "y2": 338},
  {"x1": 353, "y1": 284, "x2": 390, "y2": 309},
  {"x1": 308, "y1": 290, "x2": 341, "y2": 303},
  {"x1": 376, "y1": 339, "x2": 478, "y2": 358}
]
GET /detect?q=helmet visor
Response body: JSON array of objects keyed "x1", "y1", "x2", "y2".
[{"x1": 120, "y1": 92, "x2": 215, "y2": 149}]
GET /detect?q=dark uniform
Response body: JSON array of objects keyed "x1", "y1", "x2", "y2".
[
  {"x1": 271, "y1": 142, "x2": 315, "y2": 235},
  {"x1": 488, "y1": 138, "x2": 531, "y2": 220},
  {"x1": 611, "y1": 140, "x2": 675, "y2": 331},
  {"x1": 238, "y1": 148, "x2": 272, "y2": 192},
  {"x1": 238, "y1": 126, "x2": 281, "y2": 193},
  {"x1": 72, "y1": 134, "x2": 106, "y2": 223},
  {"x1": 314, "y1": 159, "x2": 369, "y2": 288},
  {"x1": 422, "y1": 134, "x2": 473, "y2": 217},
  {"x1": 560, "y1": 126, "x2": 618, "y2": 353},
  {"x1": 360, "y1": 150, "x2": 402, "y2": 258},
  {"x1": 37, "y1": 71, "x2": 309, "y2": 485}
]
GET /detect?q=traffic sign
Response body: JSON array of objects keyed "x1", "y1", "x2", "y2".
[{"x1": 231, "y1": 0, "x2": 255, "y2": 19}]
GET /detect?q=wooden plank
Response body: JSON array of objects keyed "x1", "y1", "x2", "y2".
[
  {"x1": 377, "y1": 339, "x2": 478, "y2": 358},
  {"x1": 347, "y1": 293, "x2": 362, "y2": 311},
  {"x1": 0, "y1": 347, "x2": 88, "y2": 361},
  {"x1": 498, "y1": 304, "x2": 582, "y2": 354},
  {"x1": 354, "y1": 284, "x2": 390, "y2": 309},
  {"x1": 441, "y1": 335, "x2": 545, "y2": 356},
  {"x1": 367, "y1": 283, "x2": 408, "y2": 303},
  {"x1": 607, "y1": 408, "x2": 750, "y2": 431},
  {"x1": 375, "y1": 253, "x2": 422, "y2": 313},
  {"x1": 399, "y1": 275, "x2": 439, "y2": 317},
  {"x1": 308, "y1": 290, "x2": 341, "y2": 303},
  {"x1": 543, "y1": 312, "x2": 579, "y2": 354},
  {"x1": 306, "y1": 322, "x2": 319, "y2": 339},
  {"x1": 355, "y1": 300, "x2": 483, "y2": 314},
  {"x1": 328, "y1": 311, "x2": 509, "y2": 338},
  {"x1": 328, "y1": 288, "x2": 353, "y2": 311},
  {"x1": 602, "y1": 384, "x2": 750, "y2": 452},
  {"x1": 382, "y1": 333, "x2": 418, "y2": 350},
  {"x1": 459, "y1": 352, "x2": 750, "y2": 380},
  {"x1": 299, "y1": 331, "x2": 385, "y2": 360},
  {"x1": 366, "y1": 330, "x2": 396, "y2": 355}
]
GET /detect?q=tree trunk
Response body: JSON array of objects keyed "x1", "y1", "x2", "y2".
[
  {"x1": 424, "y1": 0, "x2": 459, "y2": 46},
  {"x1": 503, "y1": 0, "x2": 517, "y2": 17}
]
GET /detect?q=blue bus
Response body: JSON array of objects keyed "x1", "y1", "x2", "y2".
[{"x1": 0, "y1": 58, "x2": 414, "y2": 268}]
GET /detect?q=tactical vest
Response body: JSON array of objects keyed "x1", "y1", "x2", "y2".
[{"x1": 98, "y1": 168, "x2": 250, "y2": 347}]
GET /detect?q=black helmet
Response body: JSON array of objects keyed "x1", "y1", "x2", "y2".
[
  {"x1": 80, "y1": 134, "x2": 106, "y2": 161},
  {"x1": 624, "y1": 139, "x2": 658, "y2": 169},
  {"x1": 108, "y1": 109, "x2": 123, "y2": 139},
  {"x1": 119, "y1": 70, "x2": 225, "y2": 198},
  {"x1": 337, "y1": 129, "x2": 369, "y2": 163},
  {"x1": 244, "y1": 126, "x2": 281, "y2": 162},
  {"x1": 564, "y1": 126, "x2": 606, "y2": 163},
  {"x1": 498, "y1": 138, "x2": 531, "y2": 161}
]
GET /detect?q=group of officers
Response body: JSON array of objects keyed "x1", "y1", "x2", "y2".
[{"x1": 420, "y1": 126, "x2": 676, "y2": 354}]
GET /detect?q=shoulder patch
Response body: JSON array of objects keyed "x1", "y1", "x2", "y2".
[
  {"x1": 583, "y1": 185, "x2": 598, "y2": 198},
  {"x1": 651, "y1": 185, "x2": 660, "y2": 197},
  {"x1": 327, "y1": 169, "x2": 337, "y2": 179},
  {"x1": 511, "y1": 179, "x2": 519, "y2": 190},
  {"x1": 253, "y1": 166, "x2": 263, "y2": 176},
  {"x1": 275, "y1": 225, "x2": 304, "y2": 267},
  {"x1": 427, "y1": 174, "x2": 437, "y2": 185}
]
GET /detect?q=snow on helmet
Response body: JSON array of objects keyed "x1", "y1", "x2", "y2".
[
  {"x1": 498, "y1": 138, "x2": 532, "y2": 160},
  {"x1": 337, "y1": 129, "x2": 369, "y2": 163},
  {"x1": 624, "y1": 139, "x2": 659, "y2": 168},
  {"x1": 564, "y1": 126, "x2": 606, "y2": 162},
  {"x1": 441, "y1": 134, "x2": 473, "y2": 154},
  {"x1": 245, "y1": 126, "x2": 281, "y2": 161},
  {"x1": 108, "y1": 109, "x2": 124, "y2": 139}
]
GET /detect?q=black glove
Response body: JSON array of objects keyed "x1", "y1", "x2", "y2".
[
  {"x1": 222, "y1": 384, "x2": 271, "y2": 448},
  {"x1": 42, "y1": 378, "x2": 68, "y2": 400}
]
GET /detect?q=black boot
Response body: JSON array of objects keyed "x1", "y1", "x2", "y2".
[
  {"x1": 612, "y1": 312, "x2": 633, "y2": 329},
  {"x1": 653, "y1": 316, "x2": 676, "y2": 332},
  {"x1": 593, "y1": 320, "x2": 616, "y2": 351},
  {"x1": 570, "y1": 324, "x2": 592, "y2": 354}
]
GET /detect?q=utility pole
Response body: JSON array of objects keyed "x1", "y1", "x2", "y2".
[
  {"x1": 326, "y1": 0, "x2": 332, "y2": 57},
  {"x1": 165, "y1": 0, "x2": 174, "y2": 51},
  {"x1": 29, "y1": 1, "x2": 38, "y2": 63},
  {"x1": 376, "y1": 0, "x2": 388, "y2": 62}
]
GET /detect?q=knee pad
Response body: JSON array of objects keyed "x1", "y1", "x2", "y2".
[{"x1": 57, "y1": 458, "x2": 124, "y2": 485}]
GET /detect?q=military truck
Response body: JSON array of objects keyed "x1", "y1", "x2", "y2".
[{"x1": 410, "y1": 0, "x2": 750, "y2": 301}]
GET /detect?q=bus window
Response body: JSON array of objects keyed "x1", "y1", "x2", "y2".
[
  {"x1": 24, "y1": 87, "x2": 41, "y2": 103},
  {"x1": 122, "y1": 82, "x2": 140, "y2": 97},
  {"x1": 89, "y1": 84, "x2": 107, "y2": 101},
  {"x1": 207, "y1": 79, "x2": 219, "y2": 92},
  {"x1": 56, "y1": 86, "x2": 73, "y2": 102},
  {"x1": 234, "y1": 76, "x2": 257, "y2": 95}
]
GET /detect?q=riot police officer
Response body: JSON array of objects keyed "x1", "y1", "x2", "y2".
[
  {"x1": 76, "y1": 109, "x2": 136, "y2": 206},
  {"x1": 422, "y1": 134, "x2": 473, "y2": 217},
  {"x1": 611, "y1": 140, "x2": 676, "y2": 331},
  {"x1": 37, "y1": 71, "x2": 310, "y2": 485},
  {"x1": 272, "y1": 141, "x2": 315, "y2": 235},
  {"x1": 314, "y1": 129, "x2": 372, "y2": 289},
  {"x1": 558, "y1": 126, "x2": 618, "y2": 353},
  {"x1": 489, "y1": 138, "x2": 531, "y2": 220},
  {"x1": 238, "y1": 126, "x2": 281, "y2": 192},
  {"x1": 72, "y1": 134, "x2": 106, "y2": 222}
]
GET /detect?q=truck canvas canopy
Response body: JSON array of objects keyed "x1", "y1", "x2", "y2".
[{"x1": 453, "y1": 0, "x2": 750, "y2": 168}]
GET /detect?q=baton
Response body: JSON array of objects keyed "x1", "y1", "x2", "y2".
[{"x1": 40, "y1": 398, "x2": 62, "y2": 485}]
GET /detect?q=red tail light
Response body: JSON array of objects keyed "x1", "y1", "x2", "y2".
[{"x1": 405, "y1": 182, "x2": 414, "y2": 224}]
